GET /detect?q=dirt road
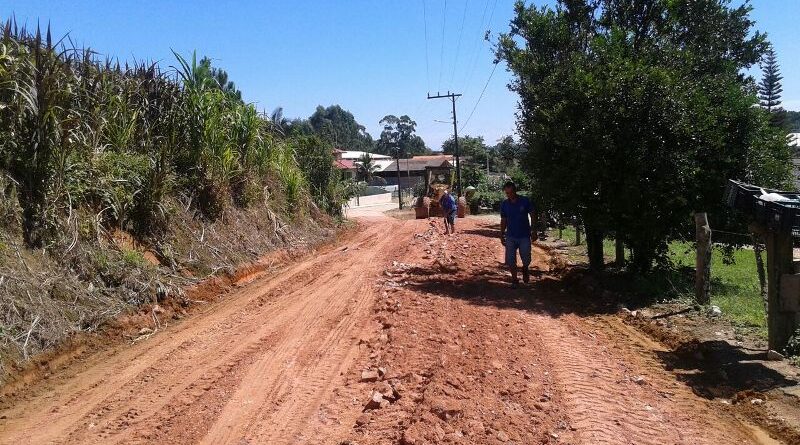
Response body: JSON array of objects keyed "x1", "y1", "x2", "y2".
[{"x1": 0, "y1": 213, "x2": 783, "y2": 444}]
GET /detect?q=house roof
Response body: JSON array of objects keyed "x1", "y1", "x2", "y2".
[
  {"x1": 334, "y1": 159, "x2": 356, "y2": 170},
  {"x1": 382, "y1": 156, "x2": 453, "y2": 172},
  {"x1": 340, "y1": 150, "x2": 392, "y2": 160},
  {"x1": 409, "y1": 154, "x2": 454, "y2": 161}
]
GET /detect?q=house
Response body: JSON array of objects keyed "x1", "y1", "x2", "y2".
[
  {"x1": 338, "y1": 150, "x2": 392, "y2": 161},
  {"x1": 332, "y1": 149, "x2": 358, "y2": 179},
  {"x1": 375, "y1": 154, "x2": 455, "y2": 189},
  {"x1": 790, "y1": 133, "x2": 800, "y2": 189}
]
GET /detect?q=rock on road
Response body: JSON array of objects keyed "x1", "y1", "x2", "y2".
[{"x1": 0, "y1": 212, "x2": 779, "y2": 444}]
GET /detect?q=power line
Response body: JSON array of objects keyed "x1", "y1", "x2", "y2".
[
  {"x1": 438, "y1": 0, "x2": 447, "y2": 90},
  {"x1": 449, "y1": 0, "x2": 470, "y2": 87},
  {"x1": 422, "y1": 0, "x2": 430, "y2": 92},
  {"x1": 460, "y1": 0, "x2": 490, "y2": 88},
  {"x1": 461, "y1": 0, "x2": 498, "y2": 95},
  {"x1": 460, "y1": 61, "x2": 498, "y2": 132}
]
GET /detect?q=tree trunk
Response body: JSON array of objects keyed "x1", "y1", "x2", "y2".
[
  {"x1": 694, "y1": 213, "x2": 711, "y2": 305},
  {"x1": 615, "y1": 236, "x2": 625, "y2": 266},
  {"x1": 752, "y1": 234, "x2": 768, "y2": 314},
  {"x1": 586, "y1": 225, "x2": 605, "y2": 272},
  {"x1": 574, "y1": 223, "x2": 582, "y2": 246}
]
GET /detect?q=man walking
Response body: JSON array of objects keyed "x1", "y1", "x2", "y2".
[
  {"x1": 500, "y1": 181, "x2": 536, "y2": 287},
  {"x1": 439, "y1": 189, "x2": 457, "y2": 235}
]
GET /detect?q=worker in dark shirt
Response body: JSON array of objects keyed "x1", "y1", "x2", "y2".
[
  {"x1": 500, "y1": 181, "x2": 537, "y2": 287},
  {"x1": 439, "y1": 189, "x2": 457, "y2": 235}
]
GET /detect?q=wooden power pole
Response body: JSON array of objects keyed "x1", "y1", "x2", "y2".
[{"x1": 427, "y1": 91, "x2": 463, "y2": 197}]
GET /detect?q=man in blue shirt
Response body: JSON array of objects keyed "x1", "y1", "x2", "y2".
[
  {"x1": 439, "y1": 189, "x2": 457, "y2": 235},
  {"x1": 500, "y1": 181, "x2": 537, "y2": 287}
]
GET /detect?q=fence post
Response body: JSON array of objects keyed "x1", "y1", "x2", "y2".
[
  {"x1": 765, "y1": 227, "x2": 796, "y2": 350},
  {"x1": 694, "y1": 212, "x2": 711, "y2": 304}
]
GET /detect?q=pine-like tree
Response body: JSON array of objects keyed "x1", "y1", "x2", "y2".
[{"x1": 758, "y1": 47, "x2": 783, "y2": 112}]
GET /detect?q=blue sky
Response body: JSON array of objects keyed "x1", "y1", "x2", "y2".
[{"x1": 1, "y1": 1, "x2": 797, "y2": 150}]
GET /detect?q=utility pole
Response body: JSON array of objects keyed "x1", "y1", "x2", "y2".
[
  {"x1": 395, "y1": 144, "x2": 403, "y2": 210},
  {"x1": 427, "y1": 91, "x2": 463, "y2": 196}
]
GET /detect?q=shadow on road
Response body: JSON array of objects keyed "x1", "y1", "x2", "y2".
[{"x1": 404, "y1": 220, "x2": 800, "y2": 400}]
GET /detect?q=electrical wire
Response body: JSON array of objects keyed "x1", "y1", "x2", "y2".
[
  {"x1": 422, "y1": 0, "x2": 430, "y2": 93},
  {"x1": 460, "y1": 61, "x2": 498, "y2": 132},
  {"x1": 461, "y1": 0, "x2": 498, "y2": 96},
  {"x1": 438, "y1": 0, "x2": 447, "y2": 90},
  {"x1": 460, "y1": 0, "x2": 490, "y2": 90},
  {"x1": 449, "y1": 0, "x2": 470, "y2": 87}
]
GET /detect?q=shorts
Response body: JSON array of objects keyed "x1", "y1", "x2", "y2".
[
  {"x1": 505, "y1": 236, "x2": 531, "y2": 267},
  {"x1": 446, "y1": 210, "x2": 457, "y2": 225}
]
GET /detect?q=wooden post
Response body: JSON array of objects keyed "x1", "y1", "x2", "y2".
[
  {"x1": 765, "y1": 227, "x2": 796, "y2": 350},
  {"x1": 694, "y1": 213, "x2": 711, "y2": 304}
]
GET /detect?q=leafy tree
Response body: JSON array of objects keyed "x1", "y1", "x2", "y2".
[
  {"x1": 442, "y1": 135, "x2": 489, "y2": 166},
  {"x1": 293, "y1": 134, "x2": 344, "y2": 215},
  {"x1": 357, "y1": 153, "x2": 378, "y2": 182},
  {"x1": 494, "y1": 135, "x2": 524, "y2": 172},
  {"x1": 787, "y1": 111, "x2": 800, "y2": 132},
  {"x1": 376, "y1": 115, "x2": 429, "y2": 157},
  {"x1": 309, "y1": 105, "x2": 374, "y2": 152},
  {"x1": 198, "y1": 56, "x2": 242, "y2": 102},
  {"x1": 497, "y1": 0, "x2": 791, "y2": 271}
]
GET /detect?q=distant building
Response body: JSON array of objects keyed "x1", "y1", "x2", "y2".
[
  {"x1": 338, "y1": 150, "x2": 392, "y2": 161},
  {"x1": 790, "y1": 133, "x2": 800, "y2": 189},
  {"x1": 375, "y1": 154, "x2": 455, "y2": 188},
  {"x1": 332, "y1": 149, "x2": 357, "y2": 179}
]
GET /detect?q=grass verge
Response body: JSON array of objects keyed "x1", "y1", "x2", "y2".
[{"x1": 548, "y1": 226, "x2": 766, "y2": 337}]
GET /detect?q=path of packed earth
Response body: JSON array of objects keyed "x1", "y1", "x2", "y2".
[{"x1": 0, "y1": 208, "x2": 779, "y2": 444}]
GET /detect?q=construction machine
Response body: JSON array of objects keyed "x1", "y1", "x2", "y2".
[{"x1": 414, "y1": 166, "x2": 467, "y2": 219}]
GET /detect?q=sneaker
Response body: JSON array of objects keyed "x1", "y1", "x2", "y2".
[{"x1": 522, "y1": 268, "x2": 530, "y2": 283}]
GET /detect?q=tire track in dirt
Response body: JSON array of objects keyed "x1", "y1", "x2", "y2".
[
  {"x1": 333, "y1": 216, "x2": 780, "y2": 445},
  {"x1": 0, "y1": 216, "x2": 414, "y2": 445},
  {"x1": 6, "y1": 260, "x2": 326, "y2": 444},
  {"x1": 531, "y1": 311, "x2": 761, "y2": 444}
]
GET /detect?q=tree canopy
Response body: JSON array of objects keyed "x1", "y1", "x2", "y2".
[
  {"x1": 497, "y1": 0, "x2": 792, "y2": 271},
  {"x1": 376, "y1": 115, "x2": 430, "y2": 157},
  {"x1": 308, "y1": 105, "x2": 375, "y2": 152}
]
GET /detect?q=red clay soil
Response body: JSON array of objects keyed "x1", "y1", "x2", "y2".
[{"x1": 0, "y1": 214, "x2": 788, "y2": 444}]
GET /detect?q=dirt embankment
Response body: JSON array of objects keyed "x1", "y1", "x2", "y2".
[
  {"x1": 0, "y1": 202, "x2": 337, "y2": 390},
  {"x1": 1, "y1": 213, "x2": 796, "y2": 444}
]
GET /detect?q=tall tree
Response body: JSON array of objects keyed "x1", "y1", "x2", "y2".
[
  {"x1": 497, "y1": 0, "x2": 791, "y2": 271},
  {"x1": 376, "y1": 115, "x2": 429, "y2": 157},
  {"x1": 308, "y1": 105, "x2": 374, "y2": 152},
  {"x1": 442, "y1": 135, "x2": 487, "y2": 158},
  {"x1": 493, "y1": 135, "x2": 524, "y2": 172},
  {"x1": 199, "y1": 56, "x2": 242, "y2": 102},
  {"x1": 758, "y1": 46, "x2": 787, "y2": 128},
  {"x1": 758, "y1": 46, "x2": 783, "y2": 112}
]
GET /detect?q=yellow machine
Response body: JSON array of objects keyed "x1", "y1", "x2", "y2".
[{"x1": 414, "y1": 166, "x2": 466, "y2": 219}]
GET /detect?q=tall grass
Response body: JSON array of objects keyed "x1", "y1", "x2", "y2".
[{"x1": 0, "y1": 22, "x2": 352, "y2": 249}]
